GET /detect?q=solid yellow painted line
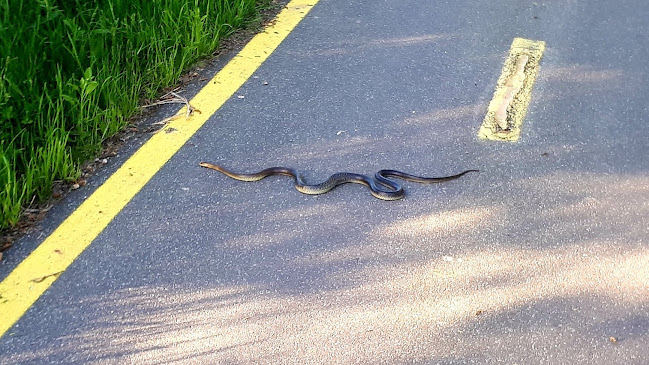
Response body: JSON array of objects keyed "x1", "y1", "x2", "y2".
[
  {"x1": 0, "y1": 0, "x2": 318, "y2": 338},
  {"x1": 479, "y1": 37, "x2": 545, "y2": 142}
]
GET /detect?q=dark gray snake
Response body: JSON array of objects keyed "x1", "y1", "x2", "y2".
[{"x1": 199, "y1": 162, "x2": 478, "y2": 201}]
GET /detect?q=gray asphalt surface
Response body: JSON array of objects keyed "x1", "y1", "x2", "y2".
[{"x1": 1, "y1": 0, "x2": 649, "y2": 363}]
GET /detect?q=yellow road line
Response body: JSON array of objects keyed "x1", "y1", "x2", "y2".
[
  {"x1": 479, "y1": 37, "x2": 545, "y2": 142},
  {"x1": 0, "y1": 0, "x2": 318, "y2": 339}
]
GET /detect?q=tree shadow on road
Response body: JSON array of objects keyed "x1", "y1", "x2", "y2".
[{"x1": 3, "y1": 5, "x2": 649, "y2": 362}]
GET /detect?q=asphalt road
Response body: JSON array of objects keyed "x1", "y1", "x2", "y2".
[{"x1": 1, "y1": 0, "x2": 649, "y2": 363}]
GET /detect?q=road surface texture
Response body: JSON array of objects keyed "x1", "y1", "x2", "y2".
[{"x1": 1, "y1": 0, "x2": 648, "y2": 363}]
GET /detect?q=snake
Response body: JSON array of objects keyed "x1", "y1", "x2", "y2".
[{"x1": 199, "y1": 162, "x2": 478, "y2": 201}]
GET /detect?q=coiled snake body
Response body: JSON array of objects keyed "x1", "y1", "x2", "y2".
[{"x1": 199, "y1": 162, "x2": 478, "y2": 201}]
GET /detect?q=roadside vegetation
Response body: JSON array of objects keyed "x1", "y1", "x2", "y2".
[{"x1": 0, "y1": 0, "x2": 267, "y2": 230}]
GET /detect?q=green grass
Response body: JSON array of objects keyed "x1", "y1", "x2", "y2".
[{"x1": 0, "y1": 0, "x2": 267, "y2": 229}]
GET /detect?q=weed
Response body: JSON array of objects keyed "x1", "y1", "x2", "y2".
[{"x1": 0, "y1": 0, "x2": 265, "y2": 229}]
